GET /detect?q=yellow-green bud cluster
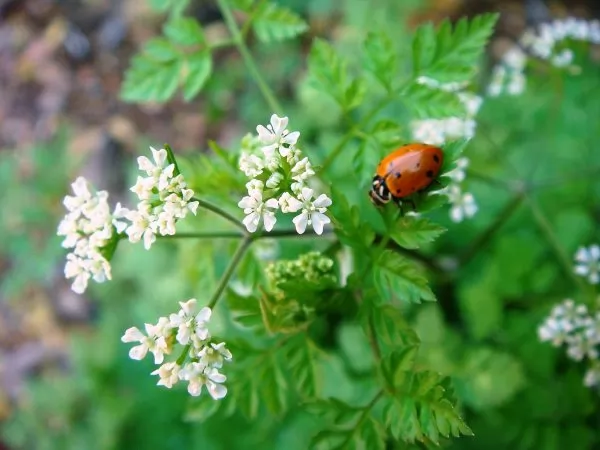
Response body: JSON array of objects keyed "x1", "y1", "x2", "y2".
[{"x1": 265, "y1": 251, "x2": 336, "y2": 290}]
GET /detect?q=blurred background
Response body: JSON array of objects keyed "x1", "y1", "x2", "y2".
[{"x1": 1, "y1": 0, "x2": 599, "y2": 449}]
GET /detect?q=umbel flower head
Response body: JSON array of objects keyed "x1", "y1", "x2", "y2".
[
  {"x1": 121, "y1": 298, "x2": 232, "y2": 400},
  {"x1": 237, "y1": 114, "x2": 332, "y2": 236},
  {"x1": 57, "y1": 177, "x2": 126, "y2": 293}
]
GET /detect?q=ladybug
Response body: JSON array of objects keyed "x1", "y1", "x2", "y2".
[{"x1": 369, "y1": 143, "x2": 444, "y2": 209}]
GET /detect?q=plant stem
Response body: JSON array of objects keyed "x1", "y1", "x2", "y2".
[
  {"x1": 321, "y1": 95, "x2": 395, "y2": 172},
  {"x1": 192, "y1": 197, "x2": 246, "y2": 231},
  {"x1": 339, "y1": 390, "x2": 384, "y2": 447},
  {"x1": 158, "y1": 228, "x2": 335, "y2": 241},
  {"x1": 207, "y1": 236, "x2": 253, "y2": 309},
  {"x1": 458, "y1": 193, "x2": 524, "y2": 266},
  {"x1": 524, "y1": 194, "x2": 587, "y2": 292},
  {"x1": 216, "y1": 0, "x2": 282, "y2": 113}
]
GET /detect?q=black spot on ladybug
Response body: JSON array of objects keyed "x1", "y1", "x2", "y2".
[
  {"x1": 433, "y1": 154, "x2": 440, "y2": 163},
  {"x1": 396, "y1": 188, "x2": 401, "y2": 194},
  {"x1": 395, "y1": 172, "x2": 401, "y2": 178},
  {"x1": 416, "y1": 162, "x2": 420, "y2": 168},
  {"x1": 426, "y1": 170, "x2": 434, "y2": 178}
]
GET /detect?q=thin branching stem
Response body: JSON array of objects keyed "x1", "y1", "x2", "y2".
[
  {"x1": 339, "y1": 390, "x2": 385, "y2": 447},
  {"x1": 207, "y1": 236, "x2": 253, "y2": 309},
  {"x1": 192, "y1": 197, "x2": 246, "y2": 231},
  {"x1": 216, "y1": 0, "x2": 282, "y2": 113},
  {"x1": 458, "y1": 192, "x2": 524, "y2": 266}
]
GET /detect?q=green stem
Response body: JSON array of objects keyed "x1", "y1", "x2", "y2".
[
  {"x1": 321, "y1": 95, "x2": 395, "y2": 172},
  {"x1": 192, "y1": 197, "x2": 246, "y2": 231},
  {"x1": 176, "y1": 344, "x2": 191, "y2": 365},
  {"x1": 216, "y1": 0, "x2": 282, "y2": 113},
  {"x1": 524, "y1": 194, "x2": 587, "y2": 292},
  {"x1": 207, "y1": 236, "x2": 253, "y2": 309},
  {"x1": 339, "y1": 390, "x2": 384, "y2": 447},
  {"x1": 158, "y1": 228, "x2": 335, "y2": 241},
  {"x1": 458, "y1": 193, "x2": 524, "y2": 266}
]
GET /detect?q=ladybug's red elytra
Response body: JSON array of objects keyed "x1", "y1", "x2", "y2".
[{"x1": 369, "y1": 143, "x2": 444, "y2": 209}]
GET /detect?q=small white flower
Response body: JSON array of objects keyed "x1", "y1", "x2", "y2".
[
  {"x1": 507, "y1": 72, "x2": 526, "y2": 95},
  {"x1": 246, "y1": 179, "x2": 264, "y2": 193},
  {"x1": 238, "y1": 190, "x2": 279, "y2": 233},
  {"x1": 266, "y1": 172, "x2": 284, "y2": 189},
  {"x1": 121, "y1": 323, "x2": 171, "y2": 364},
  {"x1": 411, "y1": 120, "x2": 446, "y2": 146},
  {"x1": 181, "y1": 364, "x2": 228, "y2": 399},
  {"x1": 291, "y1": 157, "x2": 315, "y2": 182},
  {"x1": 199, "y1": 342, "x2": 233, "y2": 369},
  {"x1": 151, "y1": 362, "x2": 181, "y2": 388},
  {"x1": 169, "y1": 299, "x2": 212, "y2": 345},
  {"x1": 446, "y1": 157, "x2": 469, "y2": 183},
  {"x1": 256, "y1": 114, "x2": 300, "y2": 156},
  {"x1": 292, "y1": 188, "x2": 332, "y2": 235},
  {"x1": 503, "y1": 46, "x2": 527, "y2": 70},
  {"x1": 584, "y1": 365, "x2": 600, "y2": 387},
  {"x1": 447, "y1": 185, "x2": 477, "y2": 222},
  {"x1": 574, "y1": 245, "x2": 600, "y2": 284},
  {"x1": 239, "y1": 152, "x2": 264, "y2": 178},
  {"x1": 278, "y1": 192, "x2": 303, "y2": 213}
]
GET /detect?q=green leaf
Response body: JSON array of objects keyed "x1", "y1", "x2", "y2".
[
  {"x1": 370, "y1": 304, "x2": 420, "y2": 351},
  {"x1": 382, "y1": 362, "x2": 473, "y2": 444},
  {"x1": 401, "y1": 82, "x2": 465, "y2": 118},
  {"x1": 390, "y1": 216, "x2": 446, "y2": 249},
  {"x1": 120, "y1": 54, "x2": 181, "y2": 102},
  {"x1": 283, "y1": 335, "x2": 322, "y2": 397},
  {"x1": 329, "y1": 187, "x2": 375, "y2": 250},
  {"x1": 226, "y1": 288, "x2": 263, "y2": 329},
  {"x1": 363, "y1": 31, "x2": 397, "y2": 91},
  {"x1": 373, "y1": 250, "x2": 436, "y2": 303},
  {"x1": 164, "y1": 17, "x2": 205, "y2": 46},
  {"x1": 182, "y1": 51, "x2": 212, "y2": 100},
  {"x1": 143, "y1": 38, "x2": 180, "y2": 62},
  {"x1": 308, "y1": 39, "x2": 365, "y2": 111},
  {"x1": 412, "y1": 13, "x2": 499, "y2": 82},
  {"x1": 148, "y1": 0, "x2": 190, "y2": 14},
  {"x1": 253, "y1": 3, "x2": 308, "y2": 43}
]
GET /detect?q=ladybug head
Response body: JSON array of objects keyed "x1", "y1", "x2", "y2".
[{"x1": 369, "y1": 176, "x2": 390, "y2": 206}]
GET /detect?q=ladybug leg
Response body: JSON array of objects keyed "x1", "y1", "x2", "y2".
[{"x1": 393, "y1": 197, "x2": 404, "y2": 215}]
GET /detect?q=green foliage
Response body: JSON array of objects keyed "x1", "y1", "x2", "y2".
[
  {"x1": 308, "y1": 39, "x2": 366, "y2": 112},
  {"x1": 412, "y1": 13, "x2": 499, "y2": 82},
  {"x1": 373, "y1": 250, "x2": 436, "y2": 304},
  {"x1": 10, "y1": 1, "x2": 600, "y2": 449},
  {"x1": 252, "y1": 3, "x2": 308, "y2": 43},
  {"x1": 121, "y1": 17, "x2": 212, "y2": 102}
]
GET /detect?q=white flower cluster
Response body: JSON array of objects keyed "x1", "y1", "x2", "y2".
[
  {"x1": 126, "y1": 147, "x2": 199, "y2": 250},
  {"x1": 538, "y1": 299, "x2": 600, "y2": 387},
  {"x1": 410, "y1": 76, "x2": 483, "y2": 146},
  {"x1": 442, "y1": 157, "x2": 478, "y2": 223},
  {"x1": 57, "y1": 146, "x2": 199, "y2": 294},
  {"x1": 57, "y1": 177, "x2": 127, "y2": 293},
  {"x1": 238, "y1": 114, "x2": 332, "y2": 235},
  {"x1": 121, "y1": 299, "x2": 232, "y2": 399},
  {"x1": 574, "y1": 244, "x2": 600, "y2": 285},
  {"x1": 488, "y1": 18, "x2": 600, "y2": 96}
]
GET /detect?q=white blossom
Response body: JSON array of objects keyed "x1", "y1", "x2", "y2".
[
  {"x1": 57, "y1": 177, "x2": 121, "y2": 294},
  {"x1": 584, "y1": 365, "x2": 600, "y2": 387},
  {"x1": 574, "y1": 245, "x2": 600, "y2": 284},
  {"x1": 292, "y1": 188, "x2": 332, "y2": 235},
  {"x1": 446, "y1": 185, "x2": 478, "y2": 222},
  {"x1": 123, "y1": 147, "x2": 199, "y2": 250},
  {"x1": 123, "y1": 299, "x2": 233, "y2": 399},
  {"x1": 256, "y1": 114, "x2": 300, "y2": 156},
  {"x1": 169, "y1": 299, "x2": 212, "y2": 344},
  {"x1": 238, "y1": 189, "x2": 279, "y2": 233}
]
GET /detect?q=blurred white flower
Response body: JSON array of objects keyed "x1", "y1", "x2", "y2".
[
  {"x1": 169, "y1": 299, "x2": 212, "y2": 344},
  {"x1": 574, "y1": 245, "x2": 600, "y2": 284},
  {"x1": 57, "y1": 177, "x2": 120, "y2": 294},
  {"x1": 584, "y1": 365, "x2": 600, "y2": 387},
  {"x1": 446, "y1": 185, "x2": 478, "y2": 223}
]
